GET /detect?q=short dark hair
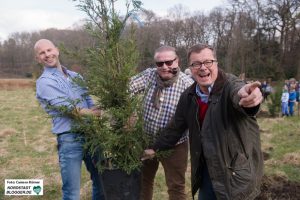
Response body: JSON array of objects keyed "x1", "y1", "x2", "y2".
[{"x1": 187, "y1": 43, "x2": 217, "y2": 61}]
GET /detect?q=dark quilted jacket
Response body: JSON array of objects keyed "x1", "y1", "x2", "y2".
[{"x1": 153, "y1": 70, "x2": 263, "y2": 200}]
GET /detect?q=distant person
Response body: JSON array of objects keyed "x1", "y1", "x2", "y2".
[
  {"x1": 288, "y1": 84, "x2": 297, "y2": 116},
  {"x1": 130, "y1": 45, "x2": 194, "y2": 200},
  {"x1": 184, "y1": 68, "x2": 191, "y2": 75},
  {"x1": 265, "y1": 83, "x2": 272, "y2": 100},
  {"x1": 289, "y1": 78, "x2": 296, "y2": 86},
  {"x1": 284, "y1": 79, "x2": 290, "y2": 91},
  {"x1": 34, "y1": 39, "x2": 104, "y2": 200},
  {"x1": 281, "y1": 85, "x2": 289, "y2": 116},
  {"x1": 296, "y1": 81, "x2": 300, "y2": 102},
  {"x1": 143, "y1": 43, "x2": 264, "y2": 200},
  {"x1": 262, "y1": 80, "x2": 272, "y2": 101}
]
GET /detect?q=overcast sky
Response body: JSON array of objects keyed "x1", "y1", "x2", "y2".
[{"x1": 0, "y1": 0, "x2": 226, "y2": 41}]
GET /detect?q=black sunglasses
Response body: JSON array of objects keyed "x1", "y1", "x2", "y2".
[{"x1": 155, "y1": 58, "x2": 177, "y2": 67}]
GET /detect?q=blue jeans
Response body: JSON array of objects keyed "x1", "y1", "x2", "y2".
[
  {"x1": 282, "y1": 102, "x2": 289, "y2": 116},
  {"x1": 57, "y1": 133, "x2": 104, "y2": 200},
  {"x1": 198, "y1": 164, "x2": 217, "y2": 200},
  {"x1": 289, "y1": 101, "x2": 295, "y2": 116}
]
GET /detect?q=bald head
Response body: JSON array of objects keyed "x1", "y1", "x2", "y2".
[
  {"x1": 34, "y1": 39, "x2": 60, "y2": 67},
  {"x1": 34, "y1": 39, "x2": 56, "y2": 54}
]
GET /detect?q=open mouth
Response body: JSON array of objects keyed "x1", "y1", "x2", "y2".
[{"x1": 199, "y1": 73, "x2": 210, "y2": 78}]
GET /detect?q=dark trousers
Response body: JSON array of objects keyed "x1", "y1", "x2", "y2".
[{"x1": 198, "y1": 164, "x2": 217, "y2": 200}]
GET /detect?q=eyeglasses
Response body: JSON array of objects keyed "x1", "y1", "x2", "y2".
[
  {"x1": 189, "y1": 60, "x2": 217, "y2": 69},
  {"x1": 156, "y1": 58, "x2": 177, "y2": 67}
]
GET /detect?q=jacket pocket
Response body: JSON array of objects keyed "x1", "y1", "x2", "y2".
[{"x1": 229, "y1": 153, "x2": 252, "y2": 197}]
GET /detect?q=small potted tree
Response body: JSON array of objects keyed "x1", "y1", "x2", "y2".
[{"x1": 71, "y1": 0, "x2": 147, "y2": 199}]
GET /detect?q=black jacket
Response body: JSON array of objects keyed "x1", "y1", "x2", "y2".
[{"x1": 153, "y1": 70, "x2": 263, "y2": 200}]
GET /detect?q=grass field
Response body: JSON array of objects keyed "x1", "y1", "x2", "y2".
[
  {"x1": 0, "y1": 82, "x2": 299, "y2": 199},
  {"x1": 0, "y1": 87, "x2": 189, "y2": 199}
]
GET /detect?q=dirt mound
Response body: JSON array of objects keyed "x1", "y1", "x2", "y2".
[{"x1": 256, "y1": 175, "x2": 300, "y2": 200}]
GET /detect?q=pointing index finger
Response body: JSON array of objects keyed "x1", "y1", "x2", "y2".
[{"x1": 248, "y1": 81, "x2": 261, "y2": 91}]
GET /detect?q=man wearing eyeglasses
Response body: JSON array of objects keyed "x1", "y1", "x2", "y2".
[
  {"x1": 142, "y1": 44, "x2": 264, "y2": 200},
  {"x1": 130, "y1": 45, "x2": 194, "y2": 200}
]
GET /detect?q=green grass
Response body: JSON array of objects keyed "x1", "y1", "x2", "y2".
[
  {"x1": 0, "y1": 89, "x2": 62, "y2": 199},
  {"x1": 259, "y1": 115, "x2": 300, "y2": 183},
  {"x1": 270, "y1": 117, "x2": 300, "y2": 159},
  {"x1": 0, "y1": 89, "x2": 299, "y2": 199}
]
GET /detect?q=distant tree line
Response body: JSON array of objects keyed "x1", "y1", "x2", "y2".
[
  {"x1": 0, "y1": 28, "x2": 95, "y2": 78},
  {"x1": 0, "y1": 0, "x2": 299, "y2": 80}
]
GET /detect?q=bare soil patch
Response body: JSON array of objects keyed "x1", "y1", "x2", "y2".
[{"x1": 257, "y1": 175, "x2": 300, "y2": 200}]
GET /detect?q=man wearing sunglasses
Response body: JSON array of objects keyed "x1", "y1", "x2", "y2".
[
  {"x1": 142, "y1": 44, "x2": 264, "y2": 200},
  {"x1": 130, "y1": 45, "x2": 194, "y2": 200}
]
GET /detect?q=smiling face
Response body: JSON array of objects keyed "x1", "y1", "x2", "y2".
[
  {"x1": 34, "y1": 39, "x2": 60, "y2": 67},
  {"x1": 189, "y1": 48, "x2": 218, "y2": 93},
  {"x1": 154, "y1": 50, "x2": 179, "y2": 80}
]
